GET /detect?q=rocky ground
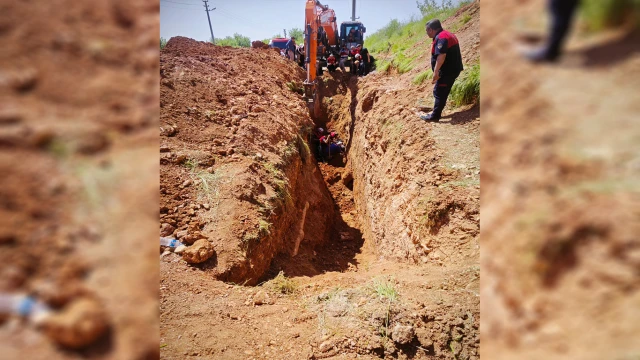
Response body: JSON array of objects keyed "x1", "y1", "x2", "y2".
[
  {"x1": 0, "y1": 0, "x2": 159, "y2": 359},
  {"x1": 481, "y1": 1, "x2": 640, "y2": 359}
]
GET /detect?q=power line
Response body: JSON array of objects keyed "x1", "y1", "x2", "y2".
[
  {"x1": 161, "y1": 0, "x2": 201, "y2": 6},
  {"x1": 160, "y1": 3, "x2": 201, "y2": 11},
  {"x1": 214, "y1": 5, "x2": 254, "y2": 23}
]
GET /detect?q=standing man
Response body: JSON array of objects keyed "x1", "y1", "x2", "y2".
[
  {"x1": 285, "y1": 36, "x2": 296, "y2": 61},
  {"x1": 524, "y1": 0, "x2": 580, "y2": 62},
  {"x1": 420, "y1": 19, "x2": 464, "y2": 122}
]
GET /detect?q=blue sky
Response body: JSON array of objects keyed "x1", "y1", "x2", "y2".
[{"x1": 160, "y1": 0, "x2": 435, "y2": 42}]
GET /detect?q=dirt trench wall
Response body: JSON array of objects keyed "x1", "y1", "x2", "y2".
[
  {"x1": 160, "y1": 37, "x2": 335, "y2": 285},
  {"x1": 221, "y1": 144, "x2": 336, "y2": 284},
  {"x1": 324, "y1": 74, "x2": 479, "y2": 263}
]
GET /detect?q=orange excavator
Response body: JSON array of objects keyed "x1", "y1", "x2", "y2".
[{"x1": 303, "y1": 0, "x2": 339, "y2": 119}]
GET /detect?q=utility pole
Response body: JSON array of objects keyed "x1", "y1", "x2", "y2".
[
  {"x1": 283, "y1": 29, "x2": 287, "y2": 38},
  {"x1": 203, "y1": 0, "x2": 216, "y2": 43},
  {"x1": 351, "y1": 0, "x2": 356, "y2": 21}
]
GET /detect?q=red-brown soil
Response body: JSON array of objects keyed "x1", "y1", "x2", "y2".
[
  {"x1": 481, "y1": 1, "x2": 640, "y2": 359},
  {"x1": 0, "y1": 0, "x2": 159, "y2": 359},
  {"x1": 160, "y1": 3, "x2": 480, "y2": 359}
]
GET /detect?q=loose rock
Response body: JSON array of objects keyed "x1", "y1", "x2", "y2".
[
  {"x1": 181, "y1": 239, "x2": 215, "y2": 264},
  {"x1": 160, "y1": 223, "x2": 175, "y2": 237},
  {"x1": 40, "y1": 298, "x2": 108, "y2": 349},
  {"x1": 391, "y1": 324, "x2": 415, "y2": 345},
  {"x1": 253, "y1": 290, "x2": 271, "y2": 305}
]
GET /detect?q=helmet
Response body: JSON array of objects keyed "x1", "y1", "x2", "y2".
[{"x1": 355, "y1": 54, "x2": 361, "y2": 59}]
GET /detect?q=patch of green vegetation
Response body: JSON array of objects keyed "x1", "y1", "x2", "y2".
[
  {"x1": 286, "y1": 28, "x2": 304, "y2": 41},
  {"x1": 243, "y1": 230, "x2": 260, "y2": 244},
  {"x1": 370, "y1": 278, "x2": 399, "y2": 302},
  {"x1": 282, "y1": 140, "x2": 299, "y2": 164},
  {"x1": 286, "y1": 81, "x2": 304, "y2": 94},
  {"x1": 204, "y1": 109, "x2": 216, "y2": 120},
  {"x1": 193, "y1": 171, "x2": 222, "y2": 202},
  {"x1": 160, "y1": 37, "x2": 167, "y2": 49},
  {"x1": 266, "y1": 271, "x2": 298, "y2": 294},
  {"x1": 263, "y1": 162, "x2": 284, "y2": 179},
  {"x1": 273, "y1": 179, "x2": 294, "y2": 208},
  {"x1": 580, "y1": 0, "x2": 640, "y2": 32},
  {"x1": 47, "y1": 138, "x2": 70, "y2": 159},
  {"x1": 212, "y1": 33, "x2": 251, "y2": 48},
  {"x1": 461, "y1": 13, "x2": 472, "y2": 25},
  {"x1": 450, "y1": 13, "x2": 473, "y2": 32},
  {"x1": 412, "y1": 69, "x2": 433, "y2": 85},
  {"x1": 258, "y1": 219, "x2": 272, "y2": 237},
  {"x1": 366, "y1": 1, "x2": 471, "y2": 73},
  {"x1": 439, "y1": 177, "x2": 479, "y2": 188},
  {"x1": 315, "y1": 287, "x2": 343, "y2": 303},
  {"x1": 184, "y1": 158, "x2": 199, "y2": 171},
  {"x1": 450, "y1": 63, "x2": 480, "y2": 107},
  {"x1": 297, "y1": 134, "x2": 311, "y2": 163}
]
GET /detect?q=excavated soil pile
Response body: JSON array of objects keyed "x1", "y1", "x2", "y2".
[
  {"x1": 481, "y1": 1, "x2": 640, "y2": 359},
  {"x1": 0, "y1": 0, "x2": 159, "y2": 359},
  {"x1": 160, "y1": 37, "x2": 335, "y2": 284}
]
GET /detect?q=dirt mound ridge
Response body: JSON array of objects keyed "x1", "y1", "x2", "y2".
[{"x1": 160, "y1": 37, "x2": 334, "y2": 284}]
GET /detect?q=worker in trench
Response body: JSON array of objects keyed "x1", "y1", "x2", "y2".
[
  {"x1": 327, "y1": 53, "x2": 337, "y2": 72},
  {"x1": 338, "y1": 45, "x2": 349, "y2": 72},
  {"x1": 420, "y1": 19, "x2": 464, "y2": 122}
]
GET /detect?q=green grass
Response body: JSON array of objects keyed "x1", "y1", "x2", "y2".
[
  {"x1": 365, "y1": 1, "x2": 470, "y2": 73},
  {"x1": 370, "y1": 278, "x2": 399, "y2": 302},
  {"x1": 258, "y1": 219, "x2": 272, "y2": 236},
  {"x1": 450, "y1": 63, "x2": 480, "y2": 106},
  {"x1": 412, "y1": 69, "x2": 433, "y2": 85},
  {"x1": 264, "y1": 162, "x2": 283, "y2": 179},
  {"x1": 297, "y1": 134, "x2": 311, "y2": 163},
  {"x1": 580, "y1": 0, "x2": 640, "y2": 31},
  {"x1": 184, "y1": 158, "x2": 198, "y2": 171},
  {"x1": 266, "y1": 271, "x2": 298, "y2": 294},
  {"x1": 193, "y1": 171, "x2": 222, "y2": 202},
  {"x1": 286, "y1": 81, "x2": 304, "y2": 94},
  {"x1": 273, "y1": 179, "x2": 293, "y2": 208}
]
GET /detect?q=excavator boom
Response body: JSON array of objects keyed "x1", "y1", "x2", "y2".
[{"x1": 303, "y1": 0, "x2": 326, "y2": 119}]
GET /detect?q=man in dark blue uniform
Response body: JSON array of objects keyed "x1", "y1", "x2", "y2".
[
  {"x1": 284, "y1": 36, "x2": 296, "y2": 61},
  {"x1": 421, "y1": 19, "x2": 464, "y2": 122},
  {"x1": 525, "y1": 0, "x2": 581, "y2": 62}
]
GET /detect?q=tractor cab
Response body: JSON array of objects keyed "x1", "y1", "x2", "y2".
[{"x1": 340, "y1": 21, "x2": 366, "y2": 49}]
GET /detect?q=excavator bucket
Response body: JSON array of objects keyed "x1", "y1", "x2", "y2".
[{"x1": 303, "y1": 81, "x2": 322, "y2": 119}]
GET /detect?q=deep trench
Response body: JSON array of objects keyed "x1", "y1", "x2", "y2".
[{"x1": 258, "y1": 74, "x2": 364, "y2": 282}]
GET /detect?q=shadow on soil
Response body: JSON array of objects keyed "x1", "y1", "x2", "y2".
[
  {"x1": 439, "y1": 103, "x2": 479, "y2": 125},
  {"x1": 260, "y1": 73, "x2": 365, "y2": 282},
  {"x1": 573, "y1": 29, "x2": 640, "y2": 68}
]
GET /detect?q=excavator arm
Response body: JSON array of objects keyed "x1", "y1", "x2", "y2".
[{"x1": 303, "y1": 0, "x2": 336, "y2": 119}]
